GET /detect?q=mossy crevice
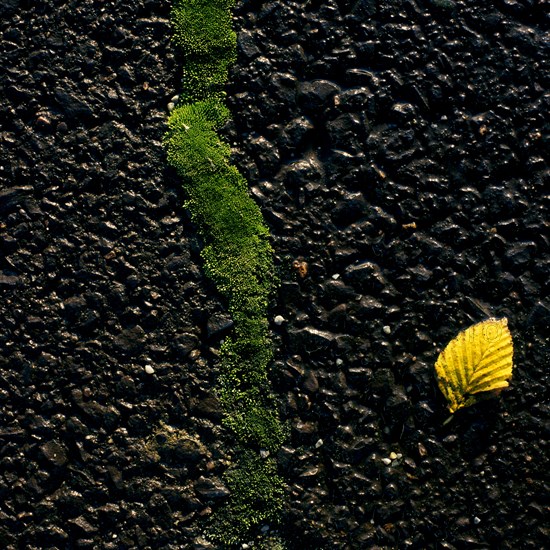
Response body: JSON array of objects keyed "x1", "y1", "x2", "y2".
[
  {"x1": 171, "y1": 0, "x2": 237, "y2": 103},
  {"x1": 164, "y1": 0, "x2": 286, "y2": 545},
  {"x1": 208, "y1": 450, "x2": 285, "y2": 546}
]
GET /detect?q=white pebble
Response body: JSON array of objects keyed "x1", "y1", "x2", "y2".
[
  {"x1": 383, "y1": 325, "x2": 391, "y2": 334},
  {"x1": 144, "y1": 364, "x2": 155, "y2": 375},
  {"x1": 315, "y1": 439, "x2": 324, "y2": 448},
  {"x1": 473, "y1": 516, "x2": 481, "y2": 525},
  {"x1": 335, "y1": 358, "x2": 344, "y2": 366},
  {"x1": 389, "y1": 452, "x2": 398, "y2": 460},
  {"x1": 381, "y1": 457, "x2": 392, "y2": 465},
  {"x1": 332, "y1": 273, "x2": 340, "y2": 280},
  {"x1": 274, "y1": 315, "x2": 285, "y2": 326},
  {"x1": 260, "y1": 449, "x2": 270, "y2": 458},
  {"x1": 167, "y1": 102, "x2": 175, "y2": 112}
]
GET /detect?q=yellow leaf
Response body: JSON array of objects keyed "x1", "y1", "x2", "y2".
[{"x1": 435, "y1": 318, "x2": 514, "y2": 413}]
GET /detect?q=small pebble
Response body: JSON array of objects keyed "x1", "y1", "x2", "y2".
[
  {"x1": 418, "y1": 443, "x2": 428, "y2": 457},
  {"x1": 332, "y1": 273, "x2": 340, "y2": 280},
  {"x1": 274, "y1": 315, "x2": 285, "y2": 325},
  {"x1": 315, "y1": 439, "x2": 324, "y2": 448},
  {"x1": 144, "y1": 364, "x2": 155, "y2": 375},
  {"x1": 389, "y1": 451, "x2": 398, "y2": 460},
  {"x1": 381, "y1": 457, "x2": 392, "y2": 465},
  {"x1": 335, "y1": 358, "x2": 343, "y2": 366},
  {"x1": 473, "y1": 516, "x2": 481, "y2": 525},
  {"x1": 167, "y1": 102, "x2": 176, "y2": 112},
  {"x1": 260, "y1": 449, "x2": 270, "y2": 458},
  {"x1": 36, "y1": 115, "x2": 51, "y2": 128},
  {"x1": 383, "y1": 325, "x2": 391, "y2": 334}
]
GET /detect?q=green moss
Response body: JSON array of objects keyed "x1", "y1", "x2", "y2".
[
  {"x1": 180, "y1": 56, "x2": 233, "y2": 103},
  {"x1": 208, "y1": 449, "x2": 285, "y2": 546},
  {"x1": 165, "y1": 100, "x2": 230, "y2": 176},
  {"x1": 223, "y1": 401, "x2": 288, "y2": 453},
  {"x1": 172, "y1": 0, "x2": 237, "y2": 60},
  {"x1": 166, "y1": 0, "x2": 287, "y2": 545}
]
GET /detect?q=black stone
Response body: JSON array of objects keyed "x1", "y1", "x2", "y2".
[
  {"x1": 193, "y1": 477, "x2": 230, "y2": 500},
  {"x1": 297, "y1": 80, "x2": 341, "y2": 112},
  {"x1": 40, "y1": 440, "x2": 69, "y2": 467}
]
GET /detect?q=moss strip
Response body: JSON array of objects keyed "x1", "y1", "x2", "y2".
[{"x1": 164, "y1": 0, "x2": 286, "y2": 545}]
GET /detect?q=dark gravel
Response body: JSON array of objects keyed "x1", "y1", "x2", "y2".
[
  {"x1": 1, "y1": 0, "x2": 549, "y2": 548},
  {"x1": 1, "y1": 1, "x2": 232, "y2": 547}
]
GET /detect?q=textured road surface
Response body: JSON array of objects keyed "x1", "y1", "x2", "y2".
[{"x1": 1, "y1": 0, "x2": 548, "y2": 548}]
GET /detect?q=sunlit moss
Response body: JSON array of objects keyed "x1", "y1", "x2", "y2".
[
  {"x1": 171, "y1": 0, "x2": 236, "y2": 59},
  {"x1": 165, "y1": 0, "x2": 286, "y2": 546},
  {"x1": 165, "y1": 100, "x2": 231, "y2": 177},
  {"x1": 180, "y1": 56, "x2": 234, "y2": 103}
]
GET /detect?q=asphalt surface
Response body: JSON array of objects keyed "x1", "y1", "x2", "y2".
[{"x1": 1, "y1": 0, "x2": 549, "y2": 548}]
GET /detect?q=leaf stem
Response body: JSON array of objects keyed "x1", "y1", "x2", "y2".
[{"x1": 443, "y1": 415, "x2": 454, "y2": 426}]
